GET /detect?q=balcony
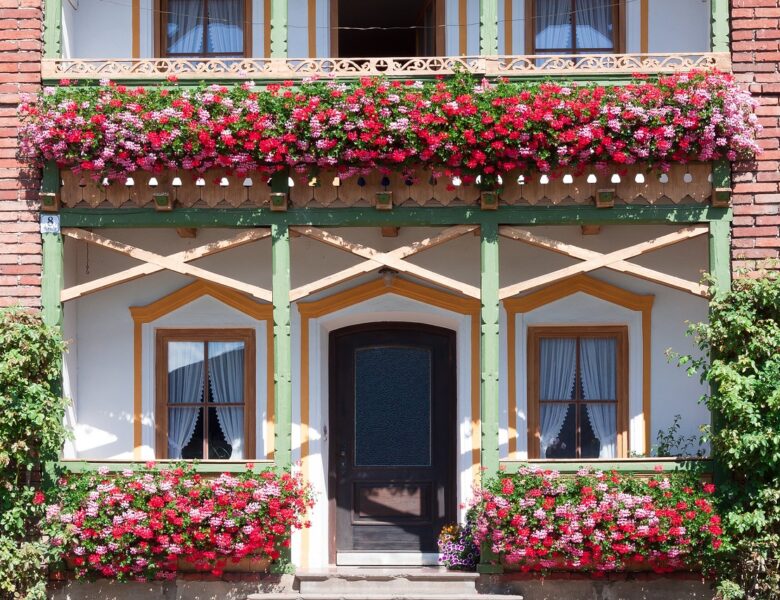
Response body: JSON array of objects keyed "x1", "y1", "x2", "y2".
[{"x1": 41, "y1": 52, "x2": 731, "y2": 83}]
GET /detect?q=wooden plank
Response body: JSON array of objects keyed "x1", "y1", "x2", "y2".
[
  {"x1": 272, "y1": 224, "x2": 292, "y2": 467},
  {"x1": 709, "y1": 219, "x2": 731, "y2": 295},
  {"x1": 270, "y1": 0, "x2": 288, "y2": 58},
  {"x1": 176, "y1": 227, "x2": 197, "y2": 238},
  {"x1": 62, "y1": 229, "x2": 272, "y2": 301},
  {"x1": 61, "y1": 228, "x2": 271, "y2": 302},
  {"x1": 498, "y1": 226, "x2": 709, "y2": 299},
  {"x1": 58, "y1": 206, "x2": 735, "y2": 229}
]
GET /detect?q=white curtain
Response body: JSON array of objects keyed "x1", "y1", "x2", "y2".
[
  {"x1": 535, "y1": 0, "x2": 573, "y2": 50},
  {"x1": 167, "y1": 0, "x2": 204, "y2": 54},
  {"x1": 580, "y1": 338, "x2": 618, "y2": 459},
  {"x1": 575, "y1": 0, "x2": 613, "y2": 49},
  {"x1": 167, "y1": 342, "x2": 204, "y2": 459},
  {"x1": 539, "y1": 338, "x2": 577, "y2": 458},
  {"x1": 207, "y1": 0, "x2": 244, "y2": 53},
  {"x1": 208, "y1": 342, "x2": 245, "y2": 459}
]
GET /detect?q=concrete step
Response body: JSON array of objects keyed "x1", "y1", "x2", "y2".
[
  {"x1": 246, "y1": 568, "x2": 523, "y2": 600},
  {"x1": 296, "y1": 568, "x2": 480, "y2": 595},
  {"x1": 248, "y1": 595, "x2": 524, "y2": 600}
]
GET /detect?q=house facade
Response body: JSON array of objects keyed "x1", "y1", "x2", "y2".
[{"x1": 1, "y1": 0, "x2": 778, "y2": 583}]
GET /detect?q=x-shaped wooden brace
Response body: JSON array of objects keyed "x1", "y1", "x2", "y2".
[
  {"x1": 61, "y1": 228, "x2": 273, "y2": 302},
  {"x1": 498, "y1": 225, "x2": 710, "y2": 300},
  {"x1": 289, "y1": 225, "x2": 480, "y2": 301}
]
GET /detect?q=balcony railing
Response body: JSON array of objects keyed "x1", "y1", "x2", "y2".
[{"x1": 43, "y1": 52, "x2": 731, "y2": 82}]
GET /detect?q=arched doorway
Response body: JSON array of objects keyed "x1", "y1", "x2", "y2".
[{"x1": 328, "y1": 322, "x2": 456, "y2": 562}]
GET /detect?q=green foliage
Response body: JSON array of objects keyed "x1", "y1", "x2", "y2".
[
  {"x1": 0, "y1": 308, "x2": 69, "y2": 599},
  {"x1": 654, "y1": 414, "x2": 706, "y2": 458},
  {"x1": 680, "y1": 274, "x2": 780, "y2": 599}
]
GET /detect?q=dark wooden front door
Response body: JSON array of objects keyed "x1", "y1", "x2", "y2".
[{"x1": 329, "y1": 323, "x2": 456, "y2": 556}]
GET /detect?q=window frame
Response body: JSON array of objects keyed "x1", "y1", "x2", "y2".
[
  {"x1": 157, "y1": 0, "x2": 253, "y2": 58},
  {"x1": 523, "y1": 0, "x2": 626, "y2": 55},
  {"x1": 155, "y1": 328, "x2": 256, "y2": 460},
  {"x1": 527, "y1": 325, "x2": 629, "y2": 460}
]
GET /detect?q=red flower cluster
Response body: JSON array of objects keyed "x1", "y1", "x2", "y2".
[
  {"x1": 18, "y1": 71, "x2": 759, "y2": 182},
  {"x1": 471, "y1": 467, "x2": 723, "y2": 574},
  {"x1": 45, "y1": 464, "x2": 313, "y2": 581}
]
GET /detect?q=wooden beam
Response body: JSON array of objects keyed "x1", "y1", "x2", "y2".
[
  {"x1": 176, "y1": 227, "x2": 197, "y2": 238},
  {"x1": 61, "y1": 228, "x2": 271, "y2": 302},
  {"x1": 581, "y1": 225, "x2": 601, "y2": 236},
  {"x1": 498, "y1": 226, "x2": 709, "y2": 299},
  {"x1": 381, "y1": 226, "x2": 399, "y2": 238},
  {"x1": 272, "y1": 223, "x2": 292, "y2": 466},
  {"x1": 62, "y1": 228, "x2": 272, "y2": 302},
  {"x1": 58, "y1": 206, "x2": 735, "y2": 229}
]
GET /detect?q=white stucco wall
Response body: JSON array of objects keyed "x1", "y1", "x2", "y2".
[{"x1": 62, "y1": 224, "x2": 710, "y2": 463}]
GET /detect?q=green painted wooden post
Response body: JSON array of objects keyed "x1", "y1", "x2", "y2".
[
  {"x1": 41, "y1": 227, "x2": 63, "y2": 328},
  {"x1": 711, "y1": 0, "x2": 729, "y2": 53},
  {"x1": 270, "y1": 0, "x2": 288, "y2": 58},
  {"x1": 272, "y1": 222, "x2": 292, "y2": 468},
  {"x1": 43, "y1": 0, "x2": 62, "y2": 58},
  {"x1": 709, "y1": 216, "x2": 731, "y2": 296},
  {"x1": 478, "y1": 221, "x2": 502, "y2": 574},
  {"x1": 480, "y1": 0, "x2": 498, "y2": 55},
  {"x1": 41, "y1": 163, "x2": 63, "y2": 328}
]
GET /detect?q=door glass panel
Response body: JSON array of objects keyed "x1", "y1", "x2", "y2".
[{"x1": 354, "y1": 346, "x2": 431, "y2": 466}]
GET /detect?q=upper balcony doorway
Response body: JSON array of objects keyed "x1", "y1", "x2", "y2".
[{"x1": 332, "y1": 0, "x2": 445, "y2": 58}]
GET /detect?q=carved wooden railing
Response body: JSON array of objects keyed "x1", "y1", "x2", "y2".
[{"x1": 43, "y1": 52, "x2": 731, "y2": 81}]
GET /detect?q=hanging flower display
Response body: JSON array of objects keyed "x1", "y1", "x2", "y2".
[
  {"x1": 19, "y1": 71, "x2": 759, "y2": 183},
  {"x1": 470, "y1": 467, "x2": 723, "y2": 574},
  {"x1": 44, "y1": 464, "x2": 313, "y2": 581}
]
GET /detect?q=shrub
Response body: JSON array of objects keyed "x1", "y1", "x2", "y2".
[
  {"x1": 470, "y1": 467, "x2": 722, "y2": 574},
  {"x1": 0, "y1": 308, "x2": 68, "y2": 599},
  {"x1": 45, "y1": 463, "x2": 314, "y2": 581},
  {"x1": 679, "y1": 274, "x2": 780, "y2": 599}
]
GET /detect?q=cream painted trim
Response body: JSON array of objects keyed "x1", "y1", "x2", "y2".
[
  {"x1": 129, "y1": 280, "x2": 273, "y2": 459},
  {"x1": 503, "y1": 274, "x2": 654, "y2": 458}
]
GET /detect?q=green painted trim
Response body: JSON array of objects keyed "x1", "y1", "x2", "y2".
[
  {"x1": 480, "y1": 0, "x2": 498, "y2": 56},
  {"x1": 711, "y1": 0, "x2": 729, "y2": 53},
  {"x1": 42, "y1": 229, "x2": 63, "y2": 329},
  {"x1": 499, "y1": 458, "x2": 714, "y2": 474},
  {"x1": 478, "y1": 221, "x2": 501, "y2": 573},
  {"x1": 709, "y1": 218, "x2": 731, "y2": 295},
  {"x1": 57, "y1": 460, "x2": 274, "y2": 474},
  {"x1": 43, "y1": 0, "x2": 62, "y2": 58},
  {"x1": 480, "y1": 221, "x2": 500, "y2": 480},
  {"x1": 712, "y1": 160, "x2": 731, "y2": 190},
  {"x1": 270, "y1": 0, "x2": 288, "y2": 58},
  {"x1": 58, "y1": 206, "x2": 733, "y2": 229},
  {"x1": 272, "y1": 224, "x2": 292, "y2": 468}
]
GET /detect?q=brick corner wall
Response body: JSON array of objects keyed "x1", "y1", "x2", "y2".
[
  {"x1": 732, "y1": 0, "x2": 780, "y2": 276},
  {"x1": 0, "y1": 0, "x2": 42, "y2": 308}
]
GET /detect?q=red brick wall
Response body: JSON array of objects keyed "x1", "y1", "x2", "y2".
[
  {"x1": 732, "y1": 0, "x2": 780, "y2": 274},
  {"x1": 0, "y1": 0, "x2": 42, "y2": 307}
]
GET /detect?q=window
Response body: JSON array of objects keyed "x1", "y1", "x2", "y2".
[
  {"x1": 526, "y1": 0, "x2": 623, "y2": 55},
  {"x1": 333, "y1": 0, "x2": 444, "y2": 58},
  {"x1": 161, "y1": 0, "x2": 250, "y2": 57},
  {"x1": 528, "y1": 326, "x2": 628, "y2": 459},
  {"x1": 155, "y1": 329, "x2": 255, "y2": 459}
]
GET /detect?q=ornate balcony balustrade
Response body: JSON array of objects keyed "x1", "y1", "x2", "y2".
[{"x1": 42, "y1": 52, "x2": 731, "y2": 83}]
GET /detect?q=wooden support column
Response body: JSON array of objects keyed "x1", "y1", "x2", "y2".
[
  {"x1": 709, "y1": 217, "x2": 731, "y2": 295},
  {"x1": 44, "y1": 0, "x2": 62, "y2": 58},
  {"x1": 478, "y1": 220, "x2": 502, "y2": 574},
  {"x1": 42, "y1": 224, "x2": 63, "y2": 329},
  {"x1": 480, "y1": 0, "x2": 498, "y2": 55},
  {"x1": 272, "y1": 222, "x2": 292, "y2": 468},
  {"x1": 711, "y1": 0, "x2": 729, "y2": 53},
  {"x1": 41, "y1": 163, "x2": 63, "y2": 328},
  {"x1": 270, "y1": 0, "x2": 288, "y2": 58}
]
